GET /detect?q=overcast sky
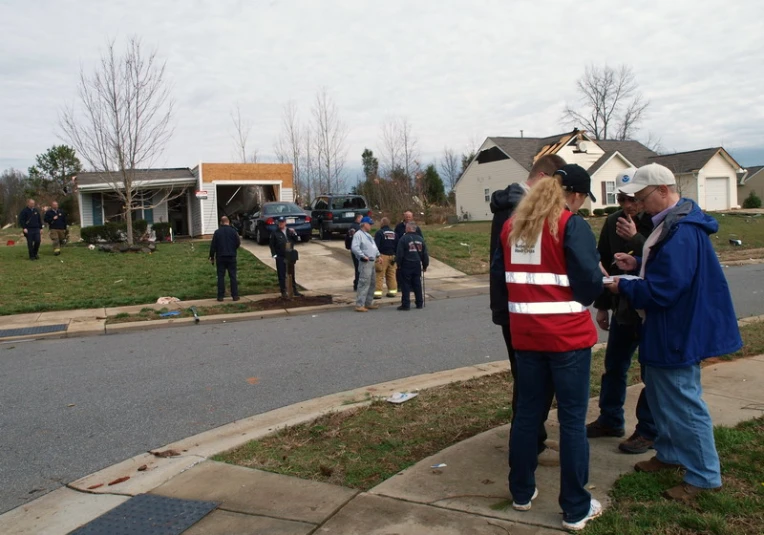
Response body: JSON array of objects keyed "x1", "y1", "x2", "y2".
[{"x1": 1, "y1": 0, "x2": 763, "y2": 181}]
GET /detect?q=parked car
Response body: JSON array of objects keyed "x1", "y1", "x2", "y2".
[
  {"x1": 308, "y1": 194, "x2": 371, "y2": 240},
  {"x1": 244, "y1": 202, "x2": 312, "y2": 245}
]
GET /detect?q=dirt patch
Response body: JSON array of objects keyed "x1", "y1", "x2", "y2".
[{"x1": 107, "y1": 294, "x2": 333, "y2": 324}]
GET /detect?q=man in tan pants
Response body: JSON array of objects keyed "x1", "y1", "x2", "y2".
[
  {"x1": 374, "y1": 217, "x2": 398, "y2": 298},
  {"x1": 44, "y1": 201, "x2": 68, "y2": 256}
]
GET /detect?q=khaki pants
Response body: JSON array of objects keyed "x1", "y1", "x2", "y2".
[
  {"x1": 50, "y1": 229, "x2": 66, "y2": 253},
  {"x1": 375, "y1": 254, "x2": 398, "y2": 297}
]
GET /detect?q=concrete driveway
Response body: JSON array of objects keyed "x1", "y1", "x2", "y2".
[{"x1": 240, "y1": 236, "x2": 465, "y2": 291}]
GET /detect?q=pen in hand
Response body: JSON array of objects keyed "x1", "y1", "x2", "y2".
[{"x1": 611, "y1": 250, "x2": 634, "y2": 266}]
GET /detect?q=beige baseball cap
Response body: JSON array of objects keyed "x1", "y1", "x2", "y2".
[{"x1": 619, "y1": 163, "x2": 676, "y2": 195}]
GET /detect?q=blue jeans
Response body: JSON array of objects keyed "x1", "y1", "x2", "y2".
[
  {"x1": 644, "y1": 365, "x2": 721, "y2": 488},
  {"x1": 510, "y1": 349, "x2": 592, "y2": 523},
  {"x1": 596, "y1": 318, "x2": 656, "y2": 439}
]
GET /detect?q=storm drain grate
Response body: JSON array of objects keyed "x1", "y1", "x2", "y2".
[
  {"x1": 0, "y1": 324, "x2": 68, "y2": 338},
  {"x1": 68, "y1": 493, "x2": 218, "y2": 535}
]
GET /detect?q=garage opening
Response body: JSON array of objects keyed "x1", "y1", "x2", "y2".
[{"x1": 216, "y1": 184, "x2": 277, "y2": 231}]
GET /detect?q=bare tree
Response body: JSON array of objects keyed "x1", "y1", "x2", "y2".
[
  {"x1": 378, "y1": 117, "x2": 419, "y2": 190},
  {"x1": 0, "y1": 168, "x2": 29, "y2": 226},
  {"x1": 274, "y1": 101, "x2": 305, "y2": 201},
  {"x1": 60, "y1": 37, "x2": 178, "y2": 244},
  {"x1": 563, "y1": 64, "x2": 649, "y2": 140},
  {"x1": 231, "y1": 103, "x2": 258, "y2": 163},
  {"x1": 440, "y1": 147, "x2": 461, "y2": 191},
  {"x1": 311, "y1": 88, "x2": 348, "y2": 194},
  {"x1": 643, "y1": 131, "x2": 665, "y2": 155},
  {"x1": 379, "y1": 118, "x2": 402, "y2": 179}
]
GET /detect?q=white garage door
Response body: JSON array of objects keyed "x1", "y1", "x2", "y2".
[{"x1": 705, "y1": 177, "x2": 729, "y2": 211}]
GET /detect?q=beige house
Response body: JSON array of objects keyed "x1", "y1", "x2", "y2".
[{"x1": 738, "y1": 165, "x2": 764, "y2": 204}]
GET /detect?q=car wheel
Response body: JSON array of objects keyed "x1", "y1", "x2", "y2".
[
  {"x1": 319, "y1": 225, "x2": 328, "y2": 240},
  {"x1": 256, "y1": 226, "x2": 267, "y2": 245}
]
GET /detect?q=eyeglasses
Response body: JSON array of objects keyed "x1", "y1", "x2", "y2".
[
  {"x1": 616, "y1": 194, "x2": 636, "y2": 204},
  {"x1": 634, "y1": 187, "x2": 659, "y2": 203}
]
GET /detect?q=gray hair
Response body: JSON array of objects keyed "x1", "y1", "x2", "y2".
[{"x1": 405, "y1": 221, "x2": 418, "y2": 232}]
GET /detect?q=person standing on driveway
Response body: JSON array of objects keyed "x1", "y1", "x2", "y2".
[
  {"x1": 395, "y1": 221, "x2": 429, "y2": 311},
  {"x1": 394, "y1": 210, "x2": 422, "y2": 240},
  {"x1": 44, "y1": 201, "x2": 68, "y2": 256},
  {"x1": 606, "y1": 163, "x2": 742, "y2": 502},
  {"x1": 345, "y1": 213, "x2": 363, "y2": 291},
  {"x1": 587, "y1": 168, "x2": 657, "y2": 454},
  {"x1": 270, "y1": 217, "x2": 302, "y2": 299},
  {"x1": 502, "y1": 164, "x2": 603, "y2": 531},
  {"x1": 489, "y1": 154, "x2": 566, "y2": 467},
  {"x1": 19, "y1": 199, "x2": 43, "y2": 260},
  {"x1": 351, "y1": 216, "x2": 380, "y2": 312},
  {"x1": 373, "y1": 217, "x2": 398, "y2": 299},
  {"x1": 209, "y1": 216, "x2": 241, "y2": 302}
]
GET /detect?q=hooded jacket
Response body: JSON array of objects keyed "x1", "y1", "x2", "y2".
[
  {"x1": 489, "y1": 183, "x2": 528, "y2": 325},
  {"x1": 618, "y1": 199, "x2": 742, "y2": 368}
]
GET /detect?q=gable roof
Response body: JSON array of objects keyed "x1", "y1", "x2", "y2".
[
  {"x1": 587, "y1": 151, "x2": 630, "y2": 176},
  {"x1": 596, "y1": 140, "x2": 657, "y2": 167},
  {"x1": 76, "y1": 168, "x2": 195, "y2": 186},
  {"x1": 741, "y1": 165, "x2": 764, "y2": 185},
  {"x1": 649, "y1": 147, "x2": 742, "y2": 175}
]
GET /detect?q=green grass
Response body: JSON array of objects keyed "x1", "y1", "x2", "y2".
[
  {"x1": 423, "y1": 213, "x2": 764, "y2": 275},
  {"x1": 0, "y1": 241, "x2": 280, "y2": 315},
  {"x1": 215, "y1": 322, "x2": 764, "y2": 494}
]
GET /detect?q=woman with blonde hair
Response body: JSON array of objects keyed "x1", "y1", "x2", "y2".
[{"x1": 500, "y1": 164, "x2": 604, "y2": 531}]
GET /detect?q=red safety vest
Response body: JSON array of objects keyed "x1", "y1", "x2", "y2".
[{"x1": 501, "y1": 210, "x2": 597, "y2": 352}]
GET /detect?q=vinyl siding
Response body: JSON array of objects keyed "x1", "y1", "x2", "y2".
[
  {"x1": 590, "y1": 155, "x2": 631, "y2": 210},
  {"x1": 200, "y1": 183, "x2": 218, "y2": 235},
  {"x1": 280, "y1": 187, "x2": 294, "y2": 202},
  {"x1": 190, "y1": 166, "x2": 203, "y2": 236},
  {"x1": 739, "y1": 170, "x2": 764, "y2": 203}
]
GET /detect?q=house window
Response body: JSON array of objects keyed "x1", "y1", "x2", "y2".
[
  {"x1": 605, "y1": 181, "x2": 616, "y2": 205},
  {"x1": 484, "y1": 188, "x2": 490, "y2": 202}
]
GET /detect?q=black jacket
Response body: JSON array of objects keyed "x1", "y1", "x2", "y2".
[
  {"x1": 593, "y1": 210, "x2": 653, "y2": 320},
  {"x1": 44, "y1": 209, "x2": 67, "y2": 230},
  {"x1": 394, "y1": 221, "x2": 422, "y2": 241},
  {"x1": 396, "y1": 233, "x2": 429, "y2": 270},
  {"x1": 345, "y1": 222, "x2": 360, "y2": 250},
  {"x1": 209, "y1": 225, "x2": 240, "y2": 260},
  {"x1": 489, "y1": 183, "x2": 527, "y2": 325},
  {"x1": 19, "y1": 207, "x2": 43, "y2": 230},
  {"x1": 374, "y1": 226, "x2": 398, "y2": 255},
  {"x1": 269, "y1": 228, "x2": 298, "y2": 257}
]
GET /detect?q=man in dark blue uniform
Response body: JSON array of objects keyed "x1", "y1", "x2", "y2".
[
  {"x1": 19, "y1": 199, "x2": 43, "y2": 260},
  {"x1": 270, "y1": 217, "x2": 302, "y2": 298},
  {"x1": 44, "y1": 201, "x2": 68, "y2": 256},
  {"x1": 209, "y1": 216, "x2": 241, "y2": 301},
  {"x1": 395, "y1": 221, "x2": 429, "y2": 310}
]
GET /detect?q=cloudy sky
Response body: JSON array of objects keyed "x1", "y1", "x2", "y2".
[{"x1": 1, "y1": 0, "x2": 763, "y2": 180}]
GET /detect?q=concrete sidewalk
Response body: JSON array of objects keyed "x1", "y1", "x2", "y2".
[{"x1": 2, "y1": 355, "x2": 762, "y2": 535}]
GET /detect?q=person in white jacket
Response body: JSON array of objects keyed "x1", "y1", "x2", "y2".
[{"x1": 351, "y1": 216, "x2": 380, "y2": 312}]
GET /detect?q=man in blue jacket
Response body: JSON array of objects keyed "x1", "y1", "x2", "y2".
[
  {"x1": 19, "y1": 199, "x2": 43, "y2": 260},
  {"x1": 606, "y1": 163, "x2": 742, "y2": 503},
  {"x1": 209, "y1": 216, "x2": 241, "y2": 302}
]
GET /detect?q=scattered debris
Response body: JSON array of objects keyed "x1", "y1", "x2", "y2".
[
  {"x1": 28, "y1": 488, "x2": 44, "y2": 494},
  {"x1": 87, "y1": 483, "x2": 104, "y2": 490},
  {"x1": 67, "y1": 403, "x2": 76, "y2": 408},
  {"x1": 246, "y1": 377, "x2": 260, "y2": 385},
  {"x1": 386, "y1": 392, "x2": 418, "y2": 404},
  {"x1": 150, "y1": 449, "x2": 181, "y2": 458},
  {"x1": 114, "y1": 280, "x2": 123, "y2": 284},
  {"x1": 108, "y1": 476, "x2": 130, "y2": 486},
  {"x1": 156, "y1": 296, "x2": 181, "y2": 304},
  {"x1": 88, "y1": 244, "x2": 96, "y2": 250},
  {"x1": 159, "y1": 311, "x2": 181, "y2": 318},
  {"x1": 137, "y1": 465, "x2": 148, "y2": 472},
  {"x1": 482, "y1": 479, "x2": 495, "y2": 485},
  {"x1": 587, "y1": 484, "x2": 597, "y2": 490},
  {"x1": 431, "y1": 463, "x2": 447, "y2": 469},
  {"x1": 190, "y1": 306, "x2": 200, "y2": 323},
  {"x1": 729, "y1": 239, "x2": 743, "y2": 246}
]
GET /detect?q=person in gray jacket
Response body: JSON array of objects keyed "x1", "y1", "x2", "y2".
[{"x1": 351, "y1": 216, "x2": 380, "y2": 312}]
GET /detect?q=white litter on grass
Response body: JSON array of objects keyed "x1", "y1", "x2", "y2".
[
  {"x1": 386, "y1": 392, "x2": 418, "y2": 404},
  {"x1": 156, "y1": 296, "x2": 181, "y2": 304},
  {"x1": 88, "y1": 244, "x2": 96, "y2": 250},
  {"x1": 114, "y1": 280, "x2": 123, "y2": 284},
  {"x1": 312, "y1": 315, "x2": 318, "y2": 318},
  {"x1": 431, "y1": 463, "x2": 447, "y2": 469}
]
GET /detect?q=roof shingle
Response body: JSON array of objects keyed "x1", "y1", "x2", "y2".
[{"x1": 75, "y1": 168, "x2": 195, "y2": 186}]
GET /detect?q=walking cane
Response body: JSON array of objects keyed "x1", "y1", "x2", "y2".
[{"x1": 421, "y1": 270, "x2": 426, "y2": 308}]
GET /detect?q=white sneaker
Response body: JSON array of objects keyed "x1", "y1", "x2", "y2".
[
  {"x1": 562, "y1": 498, "x2": 603, "y2": 531},
  {"x1": 512, "y1": 487, "x2": 538, "y2": 511}
]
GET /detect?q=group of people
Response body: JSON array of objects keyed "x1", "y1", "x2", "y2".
[
  {"x1": 346, "y1": 210, "x2": 429, "y2": 312},
  {"x1": 489, "y1": 157, "x2": 741, "y2": 530},
  {"x1": 18, "y1": 198, "x2": 69, "y2": 259}
]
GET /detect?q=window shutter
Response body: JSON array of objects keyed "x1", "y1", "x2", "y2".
[
  {"x1": 92, "y1": 193, "x2": 103, "y2": 225},
  {"x1": 601, "y1": 182, "x2": 607, "y2": 205}
]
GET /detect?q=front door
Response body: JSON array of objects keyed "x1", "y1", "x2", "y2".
[{"x1": 168, "y1": 191, "x2": 189, "y2": 235}]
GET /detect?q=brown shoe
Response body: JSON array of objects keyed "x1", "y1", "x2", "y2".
[
  {"x1": 586, "y1": 420, "x2": 625, "y2": 438},
  {"x1": 366, "y1": 304, "x2": 380, "y2": 310},
  {"x1": 635, "y1": 456, "x2": 684, "y2": 473},
  {"x1": 619, "y1": 432, "x2": 654, "y2": 454},
  {"x1": 355, "y1": 306, "x2": 368, "y2": 312},
  {"x1": 663, "y1": 483, "x2": 720, "y2": 503}
]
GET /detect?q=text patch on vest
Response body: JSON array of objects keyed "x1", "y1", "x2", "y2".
[{"x1": 510, "y1": 234, "x2": 542, "y2": 265}]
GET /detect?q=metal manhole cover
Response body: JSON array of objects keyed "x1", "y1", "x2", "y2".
[
  {"x1": 68, "y1": 493, "x2": 218, "y2": 535},
  {"x1": 0, "y1": 324, "x2": 67, "y2": 338}
]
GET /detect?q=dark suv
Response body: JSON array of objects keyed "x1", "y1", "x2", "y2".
[{"x1": 309, "y1": 194, "x2": 371, "y2": 239}]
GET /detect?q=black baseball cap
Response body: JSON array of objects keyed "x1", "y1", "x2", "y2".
[{"x1": 555, "y1": 164, "x2": 596, "y2": 202}]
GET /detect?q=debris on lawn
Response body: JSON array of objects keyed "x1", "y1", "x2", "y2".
[
  {"x1": 246, "y1": 377, "x2": 260, "y2": 385},
  {"x1": 156, "y1": 296, "x2": 181, "y2": 304},
  {"x1": 87, "y1": 483, "x2": 104, "y2": 490},
  {"x1": 137, "y1": 465, "x2": 148, "y2": 472},
  {"x1": 150, "y1": 449, "x2": 181, "y2": 458},
  {"x1": 190, "y1": 306, "x2": 200, "y2": 323},
  {"x1": 430, "y1": 463, "x2": 447, "y2": 469},
  {"x1": 159, "y1": 311, "x2": 181, "y2": 318},
  {"x1": 108, "y1": 476, "x2": 130, "y2": 486},
  {"x1": 386, "y1": 392, "x2": 418, "y2": 404}
]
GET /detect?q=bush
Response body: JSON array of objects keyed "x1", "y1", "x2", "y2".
[
  {"x1": 604, "y1": 206, "x2": 619, "y2": 215},
  {"x1": 80, "y1": 225, "x2": 102, "y2": 244},
  {"x1": 742, "y1": 191, "x2": 762, "y2": 209},
  {"x1": 577, "y1": 208, "x2": 590, "y2": 217},
  {"x1": 152, "y1": 222, "x2": 172, "y2": 241},
  {"x1": 593, "y1": 208, "x2": 605, "y2": 217},
  {"x1": 133, "y1": 219, "x2": 148, "y2": 236}
]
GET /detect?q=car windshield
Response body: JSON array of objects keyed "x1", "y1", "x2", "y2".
[
  {"x1": 263, "y1": 203, "x2": 303, "y2": 215},
  {"x1": 330, "y1": 196, "x2": 366, "y2": 210}
]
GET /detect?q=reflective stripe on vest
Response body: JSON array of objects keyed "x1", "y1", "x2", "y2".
[
  {"x1": 508, "y1": 301, "x2": 587, "y2": 314},
  {"x1": 505, "y1": 271, "x2": 570, "y2": 287}
]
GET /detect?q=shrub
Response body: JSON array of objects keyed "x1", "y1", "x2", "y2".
[
  {"x1": 103, "y1": 222, "x2": 127, "y2": 242},
  {"x1": 742, "y1": 191, "x2": 762, "y2": 209},
  {"x1": 604, "y1": 206, "x2": 619, "y2": 215},
  {"x1": 577, "y1": 208, "x2": 590, "y2": 217},
  {"x1": 152, "y1": 222, "x2": 172, "y2": 241},
  {"x1": 593, "y1": 208, "x2": 605, "y2": 217},
  {"x1": 133, "y1": 219, "x2": 148, "y2": 236},
  {"x1": 80, "y1": 225, "x2": 102, "y2": 244}
]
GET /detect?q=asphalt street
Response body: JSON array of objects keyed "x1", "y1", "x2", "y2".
[{"x1": 0, "y1": 263, "x2": 762, "y2": 515}]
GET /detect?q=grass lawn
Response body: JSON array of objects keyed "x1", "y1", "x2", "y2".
[
  {"x1": 423, "y1": 212, "x2": 764, "y2": 275},
  {"x1": 0, "y1": 240, "x2": 280, "y2": 315},
  {"x1": 214, "y1": 322, "x2": 764, "y2": 498}
]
